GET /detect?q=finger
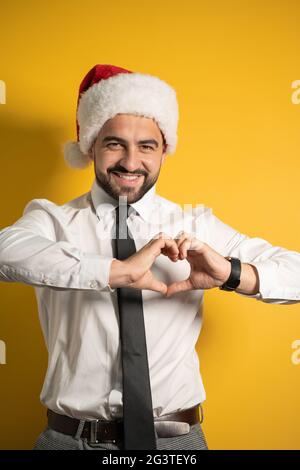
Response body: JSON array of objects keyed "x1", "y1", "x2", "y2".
[
  {"x1": 151, "y1": 233, "x2": 179, "y2": 259},
  {"x1": 189, "y1": 238, "x2": 205, "y2": 252},
  {"x1": 141, "y1": 233, "x2": 171, "y2": 259},
  {"x1": 165, "y1": 279, "x2": 192, "y2": 297},
  {"x1": 152, "y1": 231, "x2": 172, "y2": 240},
  {"x1": 161, "y1": 238, "x2": 179, "y2": 260},
  {"x1": 179, "y1": 237, "x2": 205, "y2": 259},
  {"x1": 178, "y1": 237, "x2": 192, "y2": 259},
  {"x1": 151, "y1": 232, "x2": 172, "y2": 252},
  {"x1": 149, "y1": 278, "x2": 168, "y2": 295},
  {"x1": 174, "y1": 232, "x2": 192, "y2": 259},
  {"x1": 174, "y1": 231, "x2": 190, "y2": 247}
]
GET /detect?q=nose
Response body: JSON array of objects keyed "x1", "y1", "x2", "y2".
[{"x1": 118, "y1": 146, "x2": 141, "y2": 172}]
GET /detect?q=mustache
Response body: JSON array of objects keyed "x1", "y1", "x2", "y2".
[{"x1": 109, "y1": 166, "x2": 148, "y2": 177}]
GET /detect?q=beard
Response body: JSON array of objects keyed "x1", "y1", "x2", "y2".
[{"x1": 95, "y1": 165, "x2": 161, "y2": 204}]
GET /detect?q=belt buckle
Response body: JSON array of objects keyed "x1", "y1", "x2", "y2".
[{"x1": 88, "y1": 419, "x2": 117, "y2": 446}]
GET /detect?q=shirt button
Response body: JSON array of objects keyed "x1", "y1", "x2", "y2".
[{"x1": 89, "y1": 280, "x2": 99, "y2": 289}]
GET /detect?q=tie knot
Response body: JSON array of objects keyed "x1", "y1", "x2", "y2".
[{"x1": 115, "y1": 204, "x2": 137, "y2": 222}]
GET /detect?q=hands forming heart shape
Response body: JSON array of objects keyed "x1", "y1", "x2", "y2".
[{"x1": 109, "y1": 232, "x2": 232, "y2": 297}]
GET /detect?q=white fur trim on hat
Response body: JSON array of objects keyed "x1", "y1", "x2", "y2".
[
  {"x1": 63, "y1": 141, "x2": 92, "y2": 169},
  {"x1": 65, "y1": 72, "x2": 179, "y2": 169}
]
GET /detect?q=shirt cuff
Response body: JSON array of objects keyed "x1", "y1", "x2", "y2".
[
  {"x1": 80, "y1": 253, "x2": 116, "y2": 292},
  {"x1": 245, "y1": 260, "x2": 300, "y2": 301}
]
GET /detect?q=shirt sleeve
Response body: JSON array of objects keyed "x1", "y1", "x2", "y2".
[
  {"x1": 0, "y1": 204, "x2": 115, "y2": 292},
  {"x1": 200, "y1": 207, "x2": 300, "y2": 304}
]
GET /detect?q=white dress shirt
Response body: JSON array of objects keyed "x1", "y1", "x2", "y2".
[{"x1": 0, "y1": 178, "x2": 300, "y2": 421}]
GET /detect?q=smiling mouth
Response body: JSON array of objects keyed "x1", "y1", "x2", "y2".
[{"x1": 111, "y1": 171, "x2": 144, "y2": 182}]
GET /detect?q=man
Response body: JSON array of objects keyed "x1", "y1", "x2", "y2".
[{"x1": 0, "y1": 64, "x2": 300, "y2": 451}]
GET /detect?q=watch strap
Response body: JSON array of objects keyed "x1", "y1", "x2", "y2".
[{"x1": 219, "y1": 256, "x2": 241, "y2": 291}]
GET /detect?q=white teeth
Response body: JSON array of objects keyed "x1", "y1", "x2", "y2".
[
  {"x1": 120, "y1": 176, "x2": 138, "y2": 180},
  {"x1": 114, "y1": 173, "x2": 140, "y2": 180}
]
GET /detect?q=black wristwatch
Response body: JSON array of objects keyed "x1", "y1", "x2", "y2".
[{"x1": 219, "y1": 256, "x2": 241, "y2": 291}]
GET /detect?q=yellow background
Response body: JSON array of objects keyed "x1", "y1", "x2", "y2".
[{"x1": 1, "y1": 0, "x2": 300, "y2": 450}]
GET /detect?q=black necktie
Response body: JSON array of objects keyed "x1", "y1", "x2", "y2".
[{"x1": 115, "y1": 203, "x2": 157, "y2": 450}]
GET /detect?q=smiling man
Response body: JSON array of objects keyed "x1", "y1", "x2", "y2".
[{"x1": 0, "y1": 64, "x2": 300, "y2": 451}]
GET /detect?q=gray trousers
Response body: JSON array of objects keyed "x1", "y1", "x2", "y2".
[{"x1": 33, "y1": 422, "x2": 208, "y2": 450}]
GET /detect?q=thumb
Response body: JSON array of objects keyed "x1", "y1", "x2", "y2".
[
  {"x1": 149, "y1": 277, "x2": 168, "y2": 295},
  {"x1": 165, "y1": 279, "x2": 192, "y2": 297}
]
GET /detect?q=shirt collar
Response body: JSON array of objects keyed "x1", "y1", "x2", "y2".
[{"x1": 90, "y1": 178, "x2": 157, "y2": 222}]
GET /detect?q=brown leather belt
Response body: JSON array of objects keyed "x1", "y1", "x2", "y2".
[{"x1": 47, "y1": 404, "x2": 203, "y2": 444}]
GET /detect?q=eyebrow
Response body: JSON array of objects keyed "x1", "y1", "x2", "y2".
[{"x1": 102, "y1": 136, "x2": 159, "y2": 148}]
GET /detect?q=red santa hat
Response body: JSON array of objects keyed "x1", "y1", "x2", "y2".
[{"x1": 64, "y1": 64, "x2": 179, "y2": 169}]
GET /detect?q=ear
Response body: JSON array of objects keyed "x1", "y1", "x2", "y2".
[
  {"x1": 88, "y1": 143, "x2": 95, "y2": 162},
  {"x1": 161, "y1": 143, "x2": 168, "y2": 164}
]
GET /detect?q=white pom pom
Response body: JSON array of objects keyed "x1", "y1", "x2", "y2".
[{"x1": 63, "y1": 141, "x2": 92, "y2": 169}]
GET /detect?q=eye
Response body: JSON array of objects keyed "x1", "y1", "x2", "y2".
[
  {"x1": 141, "y1": 145, "x2": 154, "y2": 151},
  {"x1": 107, "y1": 142, "x2": 122, "y2": 148}
]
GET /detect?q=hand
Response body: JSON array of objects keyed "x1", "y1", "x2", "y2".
[
  {"x1": 165, "y1": 231, "x2": 232, "y2": 297},
  {"x1": 109, "y1": 232, "x2": 179, "y2": 295}
]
